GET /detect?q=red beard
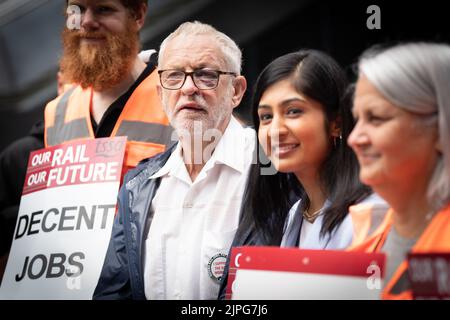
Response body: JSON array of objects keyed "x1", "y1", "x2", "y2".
[{"x1": 60, "y1": 19, "x2": 140, "y2": 91}]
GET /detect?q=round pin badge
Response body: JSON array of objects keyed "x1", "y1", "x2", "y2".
[{"x1": 207, "y1": 253, "x2": 227, "y2": 282}]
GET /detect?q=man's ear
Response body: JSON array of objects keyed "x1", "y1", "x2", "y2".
[
  {"x1": 231, "y1": 76, "x2": 247, "y2": 109},
  {"x1": 134, "y1": 3, "x2": 148, "y2": 31},
  {"x1": 157, "y1": 84, "x2": 163, "y2": 101}
]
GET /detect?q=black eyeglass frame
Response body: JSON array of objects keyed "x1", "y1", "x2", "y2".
[{"x1": 158, "y1": 69, "x2": 237, "y2": 90}]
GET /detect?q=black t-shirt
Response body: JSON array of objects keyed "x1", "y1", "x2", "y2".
[
  {"x1": 0, "y1": 62, "x2": 156, "y2": 256},
  {"x1": 0, "y1": 121, "x2": 44, "y2": 256}
]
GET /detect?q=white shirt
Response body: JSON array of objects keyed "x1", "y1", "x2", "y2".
[
  {"x1": 143, "y1": 116, "x2": 255, "y2": 300},
  {"x1": 299, "y1": 218, "x2": 314, "y2": 247}
]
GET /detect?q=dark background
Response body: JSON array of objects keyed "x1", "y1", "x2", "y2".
[{"x1": 0, "y1": 0, "x2": 448, "y2": 152}]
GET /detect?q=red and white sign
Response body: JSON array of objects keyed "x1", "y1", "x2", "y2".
[
  {"x1": 408, "y1": 252, "x2": 450, "y2": 299},
  {"x1": 227, "y1": 246, "x2": 385, "y2": 300},
  {"x1": 0, "y1": 137, "x2": 126, "y2": 300}
]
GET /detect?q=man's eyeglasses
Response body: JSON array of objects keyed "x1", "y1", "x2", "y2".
[{"x1": 158, "y1": 69, "x2": 237, "y2": 90}]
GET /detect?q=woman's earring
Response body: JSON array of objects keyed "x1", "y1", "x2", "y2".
[{"x1": 333, "y1": 134, "x2": 343, "y2": 148}]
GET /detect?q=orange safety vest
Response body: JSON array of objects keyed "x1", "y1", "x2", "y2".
[
  {"x1": 350, "y1": 204, "x2": 450, "y2": 299},
  {"x1": 44, "y1": 67, "x2": 174, "y2": 173}
]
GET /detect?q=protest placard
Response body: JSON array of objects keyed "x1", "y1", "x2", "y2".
[
  {"x1": 228, "y1": 246, "x2": 385, "y2": 300},
  {"x1": 408, "y1": 252, "x2": 450, "y2": 299},
  {"x1": 0, "y1": 137, "x2": 126, "y2": 299}
]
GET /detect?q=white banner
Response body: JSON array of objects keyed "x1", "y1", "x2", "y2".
[
  {"x1": 228, "y1": 246, "x2": 385, "y2": 300},
  {"x1": 0, "y1": 137, "x2": 126, "y2": 299}
]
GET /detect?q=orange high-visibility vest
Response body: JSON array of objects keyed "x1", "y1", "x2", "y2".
[
  {"x1": 44, "y1": 68, "x2": 174, "y2": 172},
  {"x1": 350, "y1": 205, "x2": 450, "y2": 299}
]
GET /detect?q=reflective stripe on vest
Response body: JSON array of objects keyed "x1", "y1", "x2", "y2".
[
  {"x1": 115, "y1": 121, "x2": 174, "y2": 146},
  {"x1": 46, "y1": 87, "x2": 91, "y2": 146},
  {"x1": 46, "y1": 93, "x2": 173, "y2": 147}
]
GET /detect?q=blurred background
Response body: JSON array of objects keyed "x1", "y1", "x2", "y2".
[{"x1": 0, "y1": 0, "x2": 449, "y2": 152}]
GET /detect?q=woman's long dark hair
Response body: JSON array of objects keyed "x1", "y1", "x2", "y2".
[{"x1": 238, "y1": 50, "x2": 371, "y2": 245}]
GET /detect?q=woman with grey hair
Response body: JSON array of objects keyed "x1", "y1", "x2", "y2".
[{"x1": 348, "y1": 42, "x2": 450, "y2": 299}]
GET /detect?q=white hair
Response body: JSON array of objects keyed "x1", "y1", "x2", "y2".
[
  {"x1": 359, "y1": 42, "x2": 450, "y2": 210},
  {"x1": 158, "y1": 21, "x2": 242, "y2": 74}
]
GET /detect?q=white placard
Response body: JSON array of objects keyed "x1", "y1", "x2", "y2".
[{"x1": 0, "y1": 137, "x2": 126, "y2": 299}]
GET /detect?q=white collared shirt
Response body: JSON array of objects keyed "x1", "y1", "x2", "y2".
[{"x1": 143, "y1": 116, "x2": 255, "y2": 300}]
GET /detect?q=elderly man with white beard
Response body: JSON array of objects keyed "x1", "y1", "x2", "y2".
[{"x1": 94, "y1": 21, "x2": 255, "y2": 300}]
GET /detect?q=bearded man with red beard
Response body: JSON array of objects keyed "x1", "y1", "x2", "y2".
[
  {"x1": 48, "y1": 0, "x2": 173, "y2": 164},
  {"x1": 0, "y1": 0, "x2": 173, "y2": 282}
]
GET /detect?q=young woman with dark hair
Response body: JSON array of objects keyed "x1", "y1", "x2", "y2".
[
  {"x1": 218, "y1": 49, "x2": 387, "y2": 299},
  {"x1": 246, "y1": 49, "x2": 385, "y2": 247}
]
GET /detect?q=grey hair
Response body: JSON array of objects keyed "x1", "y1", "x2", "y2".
[
  {"x1": 158, "y1": 21, "x2": 242, "y2": 74},
  {"x1": 359, "y1": 42, "x2": 450, "y2": 210}
]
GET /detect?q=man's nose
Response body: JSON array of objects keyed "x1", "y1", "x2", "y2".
[
  {"x1": 81, "y1": 8, "x2": 100, "y2": 31},
  {"x1": 180, "y1": 74, "x2": 199, "y2": 95}
]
